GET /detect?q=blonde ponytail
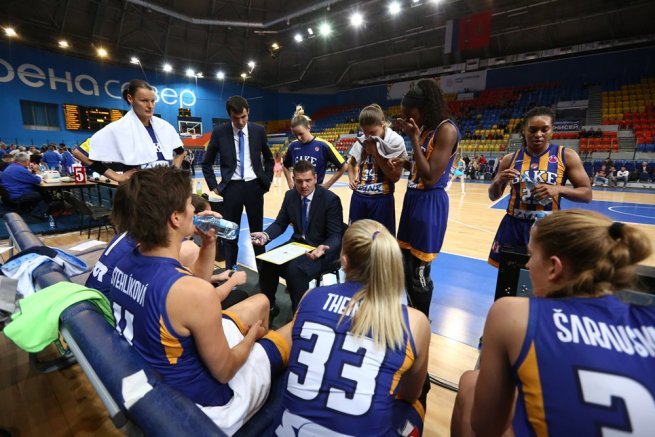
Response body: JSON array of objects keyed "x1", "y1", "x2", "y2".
[
  {"x1": 359, "y1": 103, "x2": 390, "y2": 128},
  {"x1": 532, "y1": 210, "x2": 652, "y2": 297},
  {"x1": 291, "y1": 104, "x2": 312, "y2": 128},
  {"x1": 339, "y1": 220, "x2": 407, "y2": 350}
]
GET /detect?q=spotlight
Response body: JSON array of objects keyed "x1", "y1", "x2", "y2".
[
  {"x1": 388, "y1": 1, "x2": 401, "y2": 15},
  {"x1": 97, "y1": 47, "x2": 108, "y2": 58},
  {"x1": 163, "y1": 63, "x2": 173, "y2": 72},
  {"x1": 186, "y1": 68, "x2": 195, "y2": 77},
  {"x1": 58, "y1": 40, "x2": 69, "y2": 48},
  {"x1": 307, "y1": 27, "x2": 314, "y2": 35},
  {"x1": 196, "y1": 72, "x2": 203, "y2": 78},
  {"x1": 4, "y1": 27, "x2": 17, "y2": 38},
  {"x1": 216, "y1": 71, "x2": 225, "y2": 80},
  {"x1": 271, "y1": 42, "x2": 280, "y2": 50},
  {"x1": 350, "y1": 12, "x2": 364, "y2": 27},
  {"x1": 319, "y1": 22, "x2": 332, "y2": 36},
  {"x1": 130, "y1": 56, "x2": 140, "y2": 65},
  {"x1": 247, "y1": 60, "x2": 255, "y2": 69},
  {"x1": 294, "y1": 33, "x2": 303, "y2": 43},
  {"x1": 240, "y1": 72, "x2": 247, "y2": 79}
]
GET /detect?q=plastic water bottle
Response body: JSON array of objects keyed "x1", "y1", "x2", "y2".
[
  {"x1": 522, "y1": 174, "x2": 552, "y2": 206},
  {"x1": 196, "y1": 181, "x2": 203, "y2": 195},
  {"x1": 193, "y1": 216, "x2": 239, "y2": 240},
  {"x1": 48, "y1": 215, "x2": 56, "y2": 230}
]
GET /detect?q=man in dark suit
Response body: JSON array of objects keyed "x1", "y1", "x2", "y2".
[
  {"x1": 251, "y1": 160, "x2": 344, "y2": 314},
  {"x1": 201, "y1": 95, "x2": 274, "y2": 268}
]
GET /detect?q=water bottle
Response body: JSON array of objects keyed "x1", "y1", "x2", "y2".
[
  {"x1": 193, "y1": 216, "x2": 239, "y2": 240},
  {"x1": 522, "y1": 174, "x2": 552, "y2": 206},
  {"x1": 48, "y1": 215, "x2": 56, "y2": 230},
  {"x1": 196, "y1": 181, "x2": 203, "y2": 195},
  {"x1": 231, "y1": 265, "x2": 239, "y2": 290}
]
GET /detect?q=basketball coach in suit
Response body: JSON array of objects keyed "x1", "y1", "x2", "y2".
[
  {"x1": 201, "y1": 95, "x2": 274, "y2": 269},
  {"x1": 251, "y1": 160, "x2": 344, "y2": 314}
]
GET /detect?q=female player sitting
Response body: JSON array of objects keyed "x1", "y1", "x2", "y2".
[{"x1": 451, "y1": 209, "x2": 654, "y2": 436}]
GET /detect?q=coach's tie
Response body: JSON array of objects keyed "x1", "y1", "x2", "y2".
[
  {"x1": 301, "y1": 196, "x2": 309, "y2": 236},
  {"x1": 238, "y1": 129, "x2": 245, "y2": 178}
]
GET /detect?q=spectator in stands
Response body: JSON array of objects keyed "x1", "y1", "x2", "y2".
[
  {"x1": 478, "y1": 154, "x2": 487, "y2": 168},
  {"x1": 395, "y1": 78, "x2": 460, "y2": 318},
  {"x1": 488, "y1": 106, "x2": 591, "y2": 268},
  {"x1": 468, "y1": 156, "x2": 479, "y2": 180},
  {"x1": 593, "y1": 127, "x2": 603, "y2": 137},
  {"x1": 638, "y1": 161, "x2": 653, "y2": 181},
  {"x1": 607, "y1": 165, "x2": 617, "y2": 187},
  {"x1": 74, "y1": 79, "x2": 186, "y2": 182},
  {"x1": 616, "y1": 166, "x2": 630, "y2": 188},
  {"x1": 463, "y1": 154, "x2": 470, "y2": 169},
  {"x1": 109, "y1": 166, "x2": 290, "y2": 435},
  {"x1": 0, "y1": 143, "x2": 6, "y2": 158},
  {"x1": 0, "y1": 153, "x2": 13, "y2": 171},
  {"x1": 347, "y1": 103, "x2": 406, "y2": 235},
  {"x1": 59, "y1": 146, "x2": 75, "y2": 176},
  {"x1": 0, "y1": 152, "x2": 50, "y2": 219},
  {"x1": 452, "y1": 210, "x2": 654, "y2": 437},
  {"x1": 603, "y1": 157, "x2": 613, "y2": 168},
  {"x1": 592, "y1": 165, "x2": 608, "y2": 186},
  {"x1": 282, "y1": 105, "x2": 347, "y2": 190},
  {"x1": 273, "y1": 152, "x2": 283, "y2": 188}
]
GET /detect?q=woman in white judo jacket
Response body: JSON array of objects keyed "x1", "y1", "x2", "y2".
[{"x1": 74, "y1": 79, "x2": 185, "y2": 182}]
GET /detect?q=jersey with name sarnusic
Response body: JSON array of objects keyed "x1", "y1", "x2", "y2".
[
  {"x1": 276, "y1": 282, "x2": 418, "y2": 436},
  {"x1": 283, "y1": 137, "x2": 345, "y2": 184},
  {"x1": 512, "y1": 295, "x2": 655, "y2": 436},
  {"x1": 110, "y1": 248, "x2": 234, "y2": 406}
]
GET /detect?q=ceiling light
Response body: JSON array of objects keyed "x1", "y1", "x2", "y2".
[
  {"x1": 97, "y1": 47, "x2": 108, "y2": 58},
  {"x1": 319, "y1": 22, "x2": 332, "y2": 36},
  {"x1": 240, "y1": 72, "x2": 247, "y2": 79},
  {"x1": 4, "y1": 27, "x2": 17, "y2": 38},
  {"x1": 130, "y1": 56, "x2": 140, "y2": 65},
  {"x1": 388, "y1": 1, "x2": 401, "y2": 15},
  {"x1": 216, "y1": 71, "x2": 225, "y2": 80},
  {"x1": 186, "y1": 68, "x2": 195, "y2": 77},
  {"x1": 247, "y1": 60, "x2": 255, "y2": 69},
  {"x1": 350, "y1": 12, "x2": 364, "y2": 27},
  {"x1": 58, "y1": 40, "x2": 69, "y2": 48},
  {"x1": 195, "y1": 72, "x2": 203, "y2": 78},
  {"x1": 271, "y1": 42, "x2": 280, "y2": 50},
  {"x1": 163, "y1": 63, "x2": 172, "y2": 72},
  {"x1": 307, "y1": 27, "x2": 314, "y2": 35},
  {"x1": 294, "y1": 33, "x2": 303, "y2": 43}
]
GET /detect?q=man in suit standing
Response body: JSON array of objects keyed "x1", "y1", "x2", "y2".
[
  {"x1": 202, "y1": 96, "x2": 274, "y2": 269},
  {"x1": 251, "y1": 160, "x2": 344, "y2": 314}
]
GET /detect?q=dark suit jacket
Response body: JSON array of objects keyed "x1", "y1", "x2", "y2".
[
  {"x1": 201, "y1": 122, "x2": 274, "y2": 194},
  {"x1": 265, "y1": 185, "x2": 344, "y2": 252}
]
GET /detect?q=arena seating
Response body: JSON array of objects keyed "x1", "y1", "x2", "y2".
[
  {"x1": 602, "y1": 77, "x2": 655, "y2": 151},
  {"x1": 4, "y1": 212, "x2": 282, "y2": 436}
]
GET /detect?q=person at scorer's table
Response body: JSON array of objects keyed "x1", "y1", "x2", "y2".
[
  {"x1": 201, "y1": 96, "x2": 274, "y2": 271},
  {"x1": 251, "y1": 160, "x2": 344, "y2": 316},
  {"x1": 72, "y1": 79, "x2": 185, "y2": 183}
]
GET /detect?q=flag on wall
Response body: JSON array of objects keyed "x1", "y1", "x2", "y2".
[{"x1": 444, "y1": 11, "x2": 492, "y2": 54}]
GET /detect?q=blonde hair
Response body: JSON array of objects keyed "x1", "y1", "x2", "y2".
[
  {"x1": 359, "y1": 103, "x2": 390, "y2": 128},
  {"x1": 339, "y1": 220, "x2": 407, "y2": 350},
  {"x1": 532, "y1": 209, "x2": 652, "y2": 297},
  {"x1": 291, "y1": 105, "x2": 312, "y2": 128}
]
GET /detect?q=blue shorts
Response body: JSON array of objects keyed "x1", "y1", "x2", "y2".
[
  {"x1": 453, "y1": 169, "x2": 464, "y2": 177},
  {"x1": 488, "y1": 214, "x2": 533, "y2": 267},
  {"x1": 397, "y1": 188, "x2": 449, "y2": 262},
  {"x1": 392, "y1": 399, "x2": 424, "y2": 436},
  {"x1": 349, "y1": 191, "x2": 396, "y2": 236}
]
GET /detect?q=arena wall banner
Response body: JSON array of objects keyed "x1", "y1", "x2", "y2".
[{"x1": 437, "y1": 71, "x2": 487, "y2": 94}]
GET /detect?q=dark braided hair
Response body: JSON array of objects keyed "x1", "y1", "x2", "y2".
[{"x1": 401, "y1": 79, "x2": 450, "y2": 130}]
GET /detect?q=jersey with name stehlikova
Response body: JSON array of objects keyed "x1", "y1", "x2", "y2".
[
  {"x1": 512, "y1": 294, "x2": 655, "y2": 436},
  {"x1": 276, "y1": 282, "x2": 417, "y2": 436}
]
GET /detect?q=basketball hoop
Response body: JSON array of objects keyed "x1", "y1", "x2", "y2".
[{"x1": 191, "y1": 134, "x2": 197, "y2": 140}]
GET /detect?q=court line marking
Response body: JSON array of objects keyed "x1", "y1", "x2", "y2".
[
  {"x1": 608, "y1": 206, "x2": 655, "y2": 221},
  {"x1": 449, "y1": 218, "x2": 496, "y2": 234}
]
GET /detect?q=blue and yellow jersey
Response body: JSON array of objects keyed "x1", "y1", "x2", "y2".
[
  {"x1": 283, "y1": 136, "x2": 345, "y2": 184},
  {"x1": 407, "y1": 119, "x2": 460, "y2": 191},
  {"x1": 277, "y1": 282, "x2": 421, "y2": 436},
  {"x1": 506, "y1": 144, "x2": 567, "y2": 220},
  {"x1": 110, "y1": 248, "x2": 234, "y2": 407},
  {"x1": 512, "y1": 295, "x2": 655, "y2": 436},
  {"x1": 355, "y1": 150, "x2": 393, "y2": 195}
]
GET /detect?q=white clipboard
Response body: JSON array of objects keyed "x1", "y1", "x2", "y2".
[{"x1": 256, "y1": 242, "x2": 316, "y2": 265}]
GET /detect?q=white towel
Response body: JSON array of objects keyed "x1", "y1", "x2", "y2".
[
  {"x1": 88, "y1": 109, "x2": 183, "y2": 166},
  {"x1": 349, "y1": 128, "x2": 408, "y2": 163}
]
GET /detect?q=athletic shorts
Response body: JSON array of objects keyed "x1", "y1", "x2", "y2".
[
  {"x1": 349, "y1": 191, "x2": 396, "y2": 236},
  {"x1": 488, "y1": 214, "x2": 533, "y2": 267}
]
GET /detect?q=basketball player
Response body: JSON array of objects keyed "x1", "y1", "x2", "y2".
[
  {"x1": 109, "y1": 167, "x2": 290, "y2": 435},
  {"x1": 275, "y1": 220, "x2": 430, "y2": 436},
  {"x1": 395, "y1": 79, "x2": 461, "y2": 318},
  {"x1": 451, "y1": 209, "x2": 654, "y2": 436},
  {"x1": 282, "y1": 105, "x2": 347, "y2": 189},
  {"x1": 446, "y1": 152, "x2": 466, "y2": 194},
  {"x1": 347, "y1": 103, "x2": 406, "y2": 235},
  {"x1": 488, "y1": 106, "x2": 591, "y2": 267}
]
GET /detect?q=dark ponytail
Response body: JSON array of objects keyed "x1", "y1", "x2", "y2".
[
  {"x1": 122, "y1": 79, "x2": 153, "y2": 104},
  {"x1": 401, "y1": 79, "x2": 449, "y2": 130}
]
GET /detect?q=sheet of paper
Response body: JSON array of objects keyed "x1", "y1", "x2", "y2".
[
  {"x1": 256, "y1": 242, "x2": 316, "y2": 265},
  {"x1": 68, "y1": 240, "x2": 107, "y2": 252}
]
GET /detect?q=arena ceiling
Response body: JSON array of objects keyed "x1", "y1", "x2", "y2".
[{"x1": 2, "y1": 0, "x2": 655, "y2": 92}]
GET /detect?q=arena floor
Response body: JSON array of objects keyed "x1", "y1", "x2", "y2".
[{"x1": 1, "y1": 173, "x2": 654, "y2": 436}]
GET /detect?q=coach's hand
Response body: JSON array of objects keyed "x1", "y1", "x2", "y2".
[
  {"x1": 250, "y1": 232, "x2": 268, "y2": 246},
  {"x1": 306, "y1": 245, "x2": 329, "y2": 260}
]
